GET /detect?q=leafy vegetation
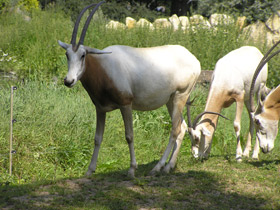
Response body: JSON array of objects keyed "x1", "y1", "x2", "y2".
[
  {"x1": 197, "y1": 0, "x2": 280, "y2": 23},
  {"x1": 1, "y1": 6, "x2": 280, "y2": 86},
  {"x1": 0, "y1": 3, "x2": 280, "y2": 210}
]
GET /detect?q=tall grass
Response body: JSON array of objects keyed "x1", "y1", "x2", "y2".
[
  {"x1": 1, "y1": 81, "x2": 279, "y2": 184},
  {"x1": 2, "y1": 7, "x2": 277, "y2": 81},
  {"x1": 0, "y1": 81, "x2": 172, "y2": 183},
  {"x1": 1, "y1": 7, "x2": 280, "y2": 184}
]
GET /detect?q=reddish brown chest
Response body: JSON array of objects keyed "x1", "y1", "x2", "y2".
[{"x1": 80, "y1": 55, "x2": 133, "y2": 110}]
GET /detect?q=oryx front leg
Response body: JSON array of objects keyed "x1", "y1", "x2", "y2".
[
  {"x1": 86, "y1": 110, "x2": 106, "y2": 176},
  {"x1": 120, "y1": 105, "x2": 137, "y2": 178},
  {"x1": 243, "y1": 102, "x2": 255, "y2": 158},
  {"x1": 234, "y1": 100, "x2": 244, "y2": 162}
]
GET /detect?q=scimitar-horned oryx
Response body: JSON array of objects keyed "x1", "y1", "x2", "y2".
[
  {"x1": 187, "y1": 46, "x2": 269, "y2": 161},
  {"x1": 249, "y1": 40, "x2": 280, "y2": 156},
  {"x1": 58, "y1": 1, "x2": 201, "y2": 177}
]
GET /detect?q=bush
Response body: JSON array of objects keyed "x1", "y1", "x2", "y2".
[
  {"x1": 0, "y1": 7, "x2": 72, "y2": 80},
  {"x1": 18, "y1": 0, "x2": 40, "y2": 11},
  {"x1": 197, "y1": 0, "x2": 280, "y2": 24}
]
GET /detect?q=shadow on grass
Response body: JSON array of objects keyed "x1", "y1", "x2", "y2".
[
  {"x1": 0, "y1": 161, "x2": 270, "y2": 210},
  {"x1": 245, "y1": 158, "x2": 280, "y2": 168}
]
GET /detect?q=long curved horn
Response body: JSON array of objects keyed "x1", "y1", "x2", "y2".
[
  {"x1": 71, "y1": 2, "x2": 99, "y2": 48},
  {"x1": 78, "y1": 1, "x2": 106, "y2": 47},
  {"x1": 249, "y1": 40, "x2": 280, "y2": 113},
  {"x1": 192, "y1": 111, "x2": 229, "y2": 129},
  {"x1": 186, "y1": 97, "x2": 229, "y2": 129}
]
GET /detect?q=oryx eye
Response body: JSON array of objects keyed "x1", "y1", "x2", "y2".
[
  {"x1": 65, "y1": 53, "x2": 69, "y2": 60},
  {"x1": 255, "y1": 118, "x2": 260, "y2": 126},
  {"x1": 260, "y1": 130, "x2": 266, "y2": 135},
  {"x1": 81, "y1": 53, "x2": 86, "y2": 59}
]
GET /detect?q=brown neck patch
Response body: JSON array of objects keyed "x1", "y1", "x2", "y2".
[{"x1": 80, "y1": 55, "x2": 133, "y2": 109}]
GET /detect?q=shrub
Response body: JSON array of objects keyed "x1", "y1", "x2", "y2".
[
  {"x1": 197, "y1": 0, "x2": 280, "y2": 24},
  {"x1": 0, "y1": 7, "x2": 72, "y2": 80},
  {"x1": 18, "y1": 0, "x2": 40, "y2": 11}
]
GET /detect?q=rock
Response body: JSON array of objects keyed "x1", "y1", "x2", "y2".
[
  {"x1": 106, "y1": 20, "x2": 126, "y2": 29},
  {"x1": 153, "y1": 18, "x2": 172, "y2": 29},
  {"x1": 265, "y1": 12, "x2": 280, "y2": 34},
  {"x1": 179, "y1": 16, "x2": 190, "y2": 30},
  {"x1": 190, "y1": 14, "x2": 210, "y2": 28},
  {"x1": 126, "y1": 17, "x2": 136, "y2": 29},
  {"x1": 136, "y1": 18, "x2": 154, "y2": 29},
  {"x1": 236, "y1": 16, "x2": 247, "y2": 30},
  {"x1": 197, "y1": 70, "x2": 213, "y2": 85},
  {"x1": 209, "y1": 13, "x2": 234, "y2": 26},
  {"x1": 243, "y1": 20, "x2": 270, "y2": 44},
  {"x1": 169, "y1": 14, "x2": 180, "y2": 31}
]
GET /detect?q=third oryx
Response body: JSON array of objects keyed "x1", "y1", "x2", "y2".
[{"x1": 187, "y1": 46, "x2": 269, "y2": 161}]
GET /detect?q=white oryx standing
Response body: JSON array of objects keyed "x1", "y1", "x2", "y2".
[
  {"x1": 187, "y1": 46, "x2": 269, "y2": 161},
  {"x1": 58, "y1": 2, "x2": 201, "y2": 177},
  {"x1": 249, "y1": 40, "x2": 280, "y2": 155}
]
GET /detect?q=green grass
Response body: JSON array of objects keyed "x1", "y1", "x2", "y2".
[
  {"x1": 0, "y1": 81, "x2": 280, "y2": 209},
  {"x1": 1, "y1": 7, "x2": 280, "y2": 210}
]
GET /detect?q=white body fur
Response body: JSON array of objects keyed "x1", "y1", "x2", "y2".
[
  {"x1": 59, "y1": 42, "x2": 201, "y2": 177},
  {"x1": 188, "y1": 46, "x2": 268, "y2": 160}
]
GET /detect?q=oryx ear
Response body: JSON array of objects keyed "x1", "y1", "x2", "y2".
[
  {"x1": 264, "y1": 85, "x2": 280, "y2": 109},
  {"x1": 58, "y1": 40, "x2": 70, "y2": 50},
  {"x1": 201, "y1": 126, "x2": 211, "y2": 137},
  {"x1": 85, "y1": 47, "x2": 112, "y2": 54}
]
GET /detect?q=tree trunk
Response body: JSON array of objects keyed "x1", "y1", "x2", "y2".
[{"x1": 171, "y1": 0, "x2": 197, "y2": 16}]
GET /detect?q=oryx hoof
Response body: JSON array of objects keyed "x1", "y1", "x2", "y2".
[{"x1": 236, "y1": 156, "x2": 242, "y2": 163}]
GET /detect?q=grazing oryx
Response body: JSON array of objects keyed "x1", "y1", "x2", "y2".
[
  {"x1": 58, "y1": 2, "x2": 201, "y2": 177},
  {"x1": 249, "y1": 40, "x2": 280, "y2": 155},
  {"x1": 187, "y1": 46, "x2": 269, "y2": 161}
]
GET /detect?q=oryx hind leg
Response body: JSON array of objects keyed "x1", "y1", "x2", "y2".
[{"x1": 150, "y1": 91, "x2": 189, "y2": 174}]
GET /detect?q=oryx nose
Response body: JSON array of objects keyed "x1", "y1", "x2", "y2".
[
  {"x1": 64, "y1": 77, "x2": 74, "y2": 87},
  {"x1": 261, "y1": 145, "x2": 273, "y2": 154},
  {"x1": 261, "y1": 147, "x2": 269, "y2": 153}
]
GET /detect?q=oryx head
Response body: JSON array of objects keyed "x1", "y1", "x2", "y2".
[
  {"x1": 58, "y1": 1, "x2": 110, "y2": 88},
  {"x1": 186, "y1": 98, "x2": 229, "y2": 158},
  {"x1": 249, "y1": 40, "x2": 280, "y2": 153}
]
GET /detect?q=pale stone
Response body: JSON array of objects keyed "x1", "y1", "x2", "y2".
[
  {"x1": 236, "y1": 16, "x2": 247, "y2": 29},
  {"x1": 169, "y1": 14, "x2": 180, "y2": 31},
  {"x1": 190, "y1": 15, "x2": 211, "y2": 28},
  {"x1": 265, "y1": 12, "x2": 280, "y2": 34},
  {"x1": 179, "y1": 16, "x2": 190, "y2": 30},
  {"x1": 126, "y1": 17, "x2": 136, "y2": 29},
  {"x1": 243, "y1": 20, "x2": 268, "y2": 43},
  {"x1": 106, "y1": 20, "x2": 126, "y2": 29},
  {"x1": 136, "y1": 18, "x2": 154, "y2": 29},
  {"x1": 266, "y1": 31, "x2": 280, "y2": 46},
  {"x1": 153, "y1": 18, "x2": 172, "y2": 28},
  {"x1": 209, "y1": 13, "x2": 234, "y2": 26}
]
